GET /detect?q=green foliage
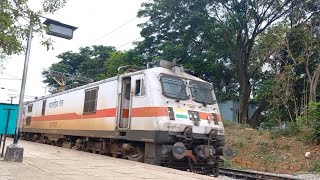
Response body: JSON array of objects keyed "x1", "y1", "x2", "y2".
[
  {"x1": 310, "y1": 161, "x2": 320, "y2": 174},
  {"x1": 222, "y1": 120, "x2": 234, "y2": 127},
  {"x1": 223, "y1": 159, "x2": 235, "y2": 168},
  {"x1": 270, "y1": 122, "x2": 301, "y2": 139},
  {"x1": 105, "y1": 50, "x2": 143, "y2": 78},
  {"x1": 42, "y1": 45, "x2": 115, "y2": 88},
  {"x1": 137, "y1": 0, "x2": 238, "y2": 101},
  {"x1": 295, "y1": 102, "x2": 320, "y2": 144},
  {"x1": 236, "y1": 138, "x2": 246, "y2": 148},
  {"x1": 0, "y1": 0, "x2": 67, "y2": 55},
  {"x1": 42, "y1": 46, "x2": 142, "y2": 91},
  {"x1": 252, "y1": 141, "x2": 280, "y2": 164},
  {"x1": 263, "y1": 153, "x2": 280, "y2": 164},
  {"x1": 308, "y1": 102, "x2": 320, "y2": 143}
]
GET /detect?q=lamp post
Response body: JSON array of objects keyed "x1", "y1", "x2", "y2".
[{"x1": 4, "y1": 16, "x2": 77, "y2": 162}]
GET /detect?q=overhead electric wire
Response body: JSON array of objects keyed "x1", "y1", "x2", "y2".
[
  {"x1": 116, "y1": 37, "x2": 143, "y2": 49},
  {"x1": 0, "y1": 78, "x2": 21, "y2": 80},
  {"x1": 8, "y1": 93, "x2": 37, "y2": 98},
  {"x1": 91, "y1": 17, "x2": 138, "y2": 44},
  {"x1": 2, "y1": 72, "x2": 21, "y2": 79}
]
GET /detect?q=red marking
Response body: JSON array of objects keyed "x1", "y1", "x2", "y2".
[
  {"x1": 199, "y1": 112, "x2": 222, "y2": 122},
  {"x1": 29, "y1": 106, "x2": 221, "y2": 122},
  {"x1": 132, "y1": 107, "x2": 168, "y2": 117},
  {"x1": 31, "y1": 108, "x2": 116, "y2": 121},
  {"x1": 30, "y1": 107, "x2": 168, "y2": 121},
  {"x1": 122, "y1": 109, "x2": 129, "y2": 118}
]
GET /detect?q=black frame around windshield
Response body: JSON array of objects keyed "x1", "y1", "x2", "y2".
[
  {"x1": 190, "y1": 80, "x2": 214, "y2": 104},
  {"x1": 160, "y1": 75, "x2": 189, "y2": 100}
]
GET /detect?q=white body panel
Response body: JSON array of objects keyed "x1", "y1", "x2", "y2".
[{"x1": 23, "y1": 67, "x2": 224, "y2": 136}]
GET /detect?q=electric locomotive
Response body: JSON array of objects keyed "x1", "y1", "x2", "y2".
[{"x1": 21, "y1": 60, "x2": 232, "y2": 176}]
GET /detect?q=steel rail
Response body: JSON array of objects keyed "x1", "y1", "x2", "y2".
[{"x1": 219, "y1": 167, "x2": 302, "y2": 180}]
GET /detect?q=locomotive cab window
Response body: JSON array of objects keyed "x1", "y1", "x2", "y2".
[
  {"x1": 190, "y1": 81, "x2": 214, "y2": 105},
  {"x1": 125, "y1": 83, "x2": 131, "y2": 100},
  {"x1": 83, "y1": 87, "x2": 99, "y2": 114},
  {"x1": 27, "y1": 104, "x2": 33, "y2": 113},
  {"x1": 42, "y1": 100, "x2": 46, "y2": 116},
  {"x1": 135, "y1": 79, "x2": 145, "y2": 96},
  {"x1": 160, "y1": 75, "x2": 188, "y2": 100}
]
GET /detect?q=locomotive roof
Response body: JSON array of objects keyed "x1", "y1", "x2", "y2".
[{"x1": 25, "y1": 67, "x2": 207, "y2": 104}]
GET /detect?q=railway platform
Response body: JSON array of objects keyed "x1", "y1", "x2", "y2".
[{"x1": 0, "y1": 138, "x2": 218, "y2": 180}]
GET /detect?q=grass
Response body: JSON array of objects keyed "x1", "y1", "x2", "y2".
[
  {"x1": 225, "y1": 122, "x2": 318, "y2": 174},
  {"x1": 223, "y1": 159, "x2": 235, "y2": 168},
  {"x1": 252, "y1": 140, "x2": 280, "y2": 164},
  {"x1": 263, "y1": 153, "x2": 280, "y2": 163},
  {"x1": 270, "y1": 122, "x2": 301, "y2": 139},
  {"x1": 232, "y1": 147, "x2": 241, "y2": 156},
  {"x1": 236, "y1": 138, "x2": 246, "y2": 148},
  {"x1": 310, "y1": 161, "x2": 320, "y2": 174}
]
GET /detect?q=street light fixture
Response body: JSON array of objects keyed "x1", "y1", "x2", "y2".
[
  {"x1": 4, "y1": 16, "x2": 77, "y2": 162},
  {"x1": 43, "y1": 19, "x2": 78, "y2": 40}
]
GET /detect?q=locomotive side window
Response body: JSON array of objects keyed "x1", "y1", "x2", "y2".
[
  {"x1": 27, "y1": 104, "x2": 33, "y2": 112},
  {"x1": 135, "y1": 79, "x2": 145, "y2": 96},
  {"x1": 26, "y1": 116, "x2": 31, "y2": 126},
  {"x1": 42, "y1": 100, "x2": 47, "y2": 116},
  {"x1": 83, "y1": 87, "x2": 99, "y2": 114},
  {"x1": 125, "y1": 83, "x2": 131, "y2": 100},
  {"x1": 160, "y1": 75, "x2": 188, "y2": 100}
]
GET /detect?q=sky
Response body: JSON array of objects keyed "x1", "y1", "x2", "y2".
[{"x1": 0, "y1": 0, "x2": 147, "y2": 104}]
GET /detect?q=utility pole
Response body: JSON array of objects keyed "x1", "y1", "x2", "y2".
[
  {"x1": 4, "y1": 16, "x2": 77, "y2": 163},
  {"x1": 3, "y1": 19, "x2": 33, "y2": 163}
]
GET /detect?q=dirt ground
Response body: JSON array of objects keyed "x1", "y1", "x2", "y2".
[{"x1": 224, "y1": 123, "x2": 320, "y2": 174}]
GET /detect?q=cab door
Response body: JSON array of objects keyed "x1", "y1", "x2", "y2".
[{"x1": 118, "y1": 77, "x2": 132, "y2": 129}]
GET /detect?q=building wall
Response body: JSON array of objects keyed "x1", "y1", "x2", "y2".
[
  {"x1": 218, "y1": 100, "x2": 234, "y2": 122},
  {"x1": 219, "y1": 100, "x2": 258, "y2": 122}
]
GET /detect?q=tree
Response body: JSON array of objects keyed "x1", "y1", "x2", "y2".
[
  {"x1": 137, "y1": 0, "x2": 297, "y2": 123},
  {"x1": 0, "y1": 0, "x2": 67, "y2": 56},
  {"x1": 42, "y1": 45, "x2": 116, "y2": 90},
  {"x1": 285, "y1": 0, "x2": 320, "y2": 102},
  {"x1": 210, "y1": 0, "x2": 298, "y2": 124},
  {"x1": 137, "y1": 0, "x2": 238, "y2": 102},
  {"x1": 249, "y1": 0, "x2": 320, "y2": 126},
  {"x1": 105, "y1": 50, "x2": 143, "y2": 78},
  {"x1": 42, "y1": 46, "x2": 143, "y2": 91}
]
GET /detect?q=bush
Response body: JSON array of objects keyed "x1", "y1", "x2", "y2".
[
  {"x1": 310, "y1": 161, "x2": 320, "y2": 174},
  {"x1": 223, "y1": 120, "x2": 233, "y2": 127},
  {"x1": 308, "y1": 102, "x2": 320, "y2": 143},
  {"x1": 270, "y1": 121, "x2": 301, "y2": 139},
  {"x1": 223, "y1": 159, "x2": 234, "y2": 168}
]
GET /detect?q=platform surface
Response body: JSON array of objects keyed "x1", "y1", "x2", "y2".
[{"x1": 0, "y1": 138, "x2": 218, "y2": 180}]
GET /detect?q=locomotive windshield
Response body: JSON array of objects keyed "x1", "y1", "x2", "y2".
[
  {"x1": 160, "y1": 75, "x2": 189, "y2": 100},
  {"x1": 190, "y1": 81, "x2": 214, "y2": 104}
]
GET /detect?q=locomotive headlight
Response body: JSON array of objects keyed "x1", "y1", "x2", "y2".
[
  {"x1": 168, "y1": 107, "x2": 175, "y2": 120},
  {"x1": 193, "y1": 113, "x2": 198, "y2": 119},
  {"x1": 188, "y1": 111, "x2": 199, "y2": 120},
  {"x1": 188, "y1": 111, "x2": 193, "y2": 120}
]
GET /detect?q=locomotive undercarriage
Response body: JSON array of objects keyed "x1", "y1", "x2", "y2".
[{"x1": 21, "y1": 130, "x2": 226, "y2": 177}]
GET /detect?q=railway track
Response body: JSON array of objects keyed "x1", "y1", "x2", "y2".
[{"x1": 219, "y1": 167, "x2": 302, "y2": 180}]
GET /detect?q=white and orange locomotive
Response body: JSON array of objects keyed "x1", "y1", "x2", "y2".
[{"x1": 22, "y1": 60, "x2": 232, "y2": 176}]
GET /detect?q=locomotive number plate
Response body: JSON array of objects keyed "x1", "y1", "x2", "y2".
[
  {"x1": 168, "y1": 125, "x2": 180, "y2": 131},
  {"x1": 49, "y1": 122, "x2": 58, "y2": 128}
]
